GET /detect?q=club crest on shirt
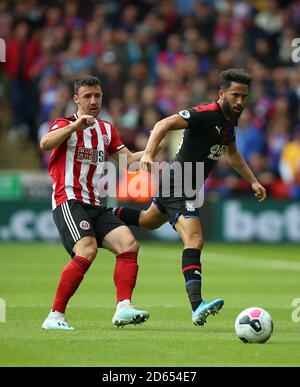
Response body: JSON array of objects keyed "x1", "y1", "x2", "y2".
[
  {"x1": 79, "y1": 220, "x2": 91, "y2": 230},
  {"x1": 186, "y1": 201, "x2": 195, "y2": 212},
  {"x1": 103, "y1": 135, "x2": 110, "y2": 146}
]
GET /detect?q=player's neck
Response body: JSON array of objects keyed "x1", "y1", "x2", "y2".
[{"x1": 217, "y1": 99, "x2": 230, "y2": 121}]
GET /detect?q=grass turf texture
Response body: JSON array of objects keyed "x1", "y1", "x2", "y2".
[{"x1": 0, "y1": 242, "x2": 299, "y2": 367}]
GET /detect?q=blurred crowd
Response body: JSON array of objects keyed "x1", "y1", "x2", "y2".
[{"x1": 1, "y1": 0, "x2": 300, "y2": 199}]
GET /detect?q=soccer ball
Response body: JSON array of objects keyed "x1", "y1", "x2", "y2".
[{"x1": 235, "y1": 307, "x2": 273, "y2": 343}]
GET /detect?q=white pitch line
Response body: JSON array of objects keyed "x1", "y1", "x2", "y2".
[
  {"x1": 7, "y1": 304, "x2": 114, "y2": 309},
  {"x1": 205, "y1": 252, "x2": 300, "y2": 271},
  {"x1": 6, "y1": 304, "x2": 179, "y2": 309}
]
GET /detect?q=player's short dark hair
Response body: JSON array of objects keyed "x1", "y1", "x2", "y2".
[
  {"x1": 219, "y1": 69, "x2": 252, "y2": 90},
  {"x1": 74, "y1": 76, "x2": 102, "y2": 94}
]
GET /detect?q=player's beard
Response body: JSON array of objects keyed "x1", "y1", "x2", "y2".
[
  {"x1": 88, "y1": 107, "x2": 100, "y2": 117},
  {"x1": 222, "y1": 100, "x2": 243, "y2": 123}
]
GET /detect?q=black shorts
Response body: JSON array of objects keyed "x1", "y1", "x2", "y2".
[
  {"x1": 153, "y1": 161, "x2": 201, "y2": 228},
  {"x1": 153, "y1": 160, "x2": 202, "y2": 228},
  {"x1": 153, "y1": 196, "x2": 201, "y2": 228},
  {"x1": 53, "y1": 200, "x2": 124, "y2": 256}
]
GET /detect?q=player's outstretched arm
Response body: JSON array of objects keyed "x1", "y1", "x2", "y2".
[
  {"x1": 113, "y1": 140, "x2": 166, "y2": 170},
  {"x1": 224, "y1": 141, "x2": 267, "y2": 202},
  {"x1": 111, "y1": 147, "x2": 144, "y2": 170},
  {"x1": 140, "y1": 114, "x2": 188, "y2": 171},
  {"x1": 40, "y1": 115, "x2": 96, "y2": 151}
]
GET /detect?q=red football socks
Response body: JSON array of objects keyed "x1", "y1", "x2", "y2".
[
  {"x1": 113, "y1": 251, "x2": 138, "y2": 302},
  {"x1": 51, "y1": 255, "x2": 91, "y2": 313}
]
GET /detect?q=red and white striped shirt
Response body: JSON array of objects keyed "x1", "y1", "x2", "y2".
[{"x1": 48, "y1": 114, "x2": 124, "y2": 210}]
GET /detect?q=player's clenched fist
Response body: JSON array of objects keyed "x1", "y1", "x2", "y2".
[{"x1": 73, "y1": 115, "x2": 96, "y2": 131}]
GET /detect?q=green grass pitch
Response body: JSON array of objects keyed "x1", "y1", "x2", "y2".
[{"x1": 0, "y1": 242, "x2": 299, "y2": 366}]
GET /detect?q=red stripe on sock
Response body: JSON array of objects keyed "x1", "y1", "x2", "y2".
[
  {"x1": 51, "y1": 255, "x2": 91, "y2": 313},
  {"x1": 182, "y1": 265, "x2": 201, "y2": 272},
  {"x1": 116, "y1": 207, "x2": 123, "y2": 220},
  {"x1": 114, "y1": 251, "x2": 138, "y2": 302}
]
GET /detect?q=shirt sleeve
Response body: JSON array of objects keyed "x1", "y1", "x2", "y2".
[
  {"x1": 108, "y1": 125, "x2": 125, "y2": 155},
  {"x1": 177, "y1": 107, "x2": 204, "y2": 128},
  {"x1": 49, "y1": 118, "x2": 71, "y2": 132}
]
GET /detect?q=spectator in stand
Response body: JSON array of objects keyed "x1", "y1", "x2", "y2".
[
  {"x1": 4, "y1": 20, "x2": 39, "y2": 142},
  {"x1": 279, "y1": 126, "x2": 300, "y2": 198},
  {"x1": 61, "y1": 37, "x2": 95, "y2": 82},
  {"x1": 63, "y1": 0, "x2": 85, "y2": 33},
  {"x1": 235, "y1": 107, "x2": 266, "y2": 163},
  {"x1": 157, "y1": 33, "x2": 186, "y2": 78},
  {"x1": 267, "y1": 117, "x2": 290, "y2": 176}
]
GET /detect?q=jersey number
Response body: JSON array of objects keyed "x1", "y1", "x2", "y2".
[{"x1": 98, "y1": 150, "x2": 104, "y2": 162}]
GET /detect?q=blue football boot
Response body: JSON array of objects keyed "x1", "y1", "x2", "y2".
[{"x1": 192, "y1": 298, "x2": 224, "y2": 326}]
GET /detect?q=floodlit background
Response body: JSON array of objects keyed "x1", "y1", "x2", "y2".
[{"x1": 0, "y1": 0, "x2": 299, "y2": 367}]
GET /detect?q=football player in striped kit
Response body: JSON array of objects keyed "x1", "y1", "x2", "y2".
[{"x1": 40, "y1": 75, "x2": 149, "y2": 330}]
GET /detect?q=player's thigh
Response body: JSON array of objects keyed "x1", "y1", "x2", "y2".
[
  {"x1": 102, "y1": 225, "x2": 138, "y2": 255},
  {"x1": 52, "y1": 200, "x2": 96, "y2": 257},
  {"x1": 93, "y1": 208, "x2": 138, "y2": 255},
  {"x1": 139, "y1": 201, "x2": 168, "y2": 229},
  {"x1": 73, "y1": 236, "x2": 98, "y2": 261},
  {"x1": 175, "y1": 215, "x2": 204, "y2": 249}
]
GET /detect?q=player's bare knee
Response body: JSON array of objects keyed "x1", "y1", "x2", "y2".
[
  {"x1": 128, "y1": 238, "x2": 140, "y2": 252},
  {"x1": 120, "y1": 237, "x2": 139, "y2": 254},
  {"x1": 85, "y1": 245, "x2": 98, "y2": 261},
  {"x1": 75, "y1": 239, "x2": 98, "y2": 261},
  {"x1": 188, "y1": 234, "x2": 204, "y2": 250}
]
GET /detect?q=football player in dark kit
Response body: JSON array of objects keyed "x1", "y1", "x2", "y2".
[{"x1": 113, "y1": 69, "x2": 267, "y2": 326}]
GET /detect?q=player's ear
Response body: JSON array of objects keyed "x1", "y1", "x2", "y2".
[
  {"x1": 74, "y1": 95, "x2": 79, "y2": 104},
  {"x1": 218, "y1": 89, "x2": 224, "y2": 102}
]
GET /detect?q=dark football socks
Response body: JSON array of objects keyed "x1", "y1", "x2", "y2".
[
  {"x1": 182, "y1": 248, "x2": 202, "y2": 311},
  {"x1": 114, "y1": 207, "x2": 141, "y2": 226}
]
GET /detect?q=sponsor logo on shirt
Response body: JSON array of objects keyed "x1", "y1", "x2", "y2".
[
  {"x1": 76, "y1": 147, "x2": 104, "y2": 164},
  {"x1": 215, "y1": 125, "x2": 222, "y2": 134},
  {"x1": 207, "y1": 144, "x2": 227, "y2": 161}
]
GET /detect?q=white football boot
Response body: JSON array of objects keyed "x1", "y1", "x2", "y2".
[
  {"x1": 42, "y1": 311, "x2": 74, "y2": 330},
  {"x1": 112, "y1": 299, "x2": 149, "y2": 327}
]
